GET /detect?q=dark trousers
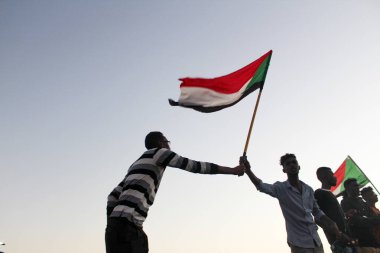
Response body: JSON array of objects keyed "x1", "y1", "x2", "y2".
[{"x1": 105, "y1": 217, "x2": 149, "y2": 253}]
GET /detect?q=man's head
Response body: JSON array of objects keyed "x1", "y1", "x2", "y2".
[
  {"x1": 280, "y1": 153, "x2": 300, "y2": 175},
  {"x1": 344, "y1": 178, "x2": 360, "y2": 198},
  {"x1": 316, "y1": 167, "x2": 337, "y2": 187},
  {"x1": 361, "y1": 186, "x2": 378, "y2": 204},
  {"x1": 145, "y1": 131, "x2": 171, "y2": 150}
]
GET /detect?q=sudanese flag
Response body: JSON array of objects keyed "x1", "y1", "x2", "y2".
[
  {"x1": 169, "y1": 50, "x2": 272, "y2": 113},
  {"x1": 331, "y1": 156, "x2": 369, "y2": 196}
]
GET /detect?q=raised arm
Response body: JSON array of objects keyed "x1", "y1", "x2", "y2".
[
  {"x1": 240, "y1": 156, "x2": 261, "y2": 186},
  {"x1": 240, "y1": 156, "x2": 279, "y2": 198}
]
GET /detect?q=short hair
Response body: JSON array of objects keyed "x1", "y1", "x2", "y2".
[
  {"x1": 145, "y1": 131, "x2": 164, "y2": 149},
  {"x1": 343, "y1": 178, "x2": 357, "y2": 189},
  {"x1": 361, "y1": 186, "x2": 373, "y2": 196},
  {"x1": 316, "y1": 167, "x2": 331, "y2": 181},
  {"x1": 280, "y1": 153, "x2": 296, "y2": 166}
]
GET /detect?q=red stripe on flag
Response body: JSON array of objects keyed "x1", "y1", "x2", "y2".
[
  {"x1": 331, "y1": 160, "x2": 347, "y2": 192},
  {"x1": 179, "y1": 51, "x2": 272, "y2": 94}
]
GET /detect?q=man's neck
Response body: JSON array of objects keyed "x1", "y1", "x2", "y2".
[
  {"x1": 288, "y1": 174, "x2": 300, "y2": 188},
  {"x1": 321, "y1": 183, "x2": 331, "y2": 190}
]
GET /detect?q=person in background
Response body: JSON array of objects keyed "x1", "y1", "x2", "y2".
[
  {"x1": 341, "y1": 179, "x2": 380, "y2": 253},
  {"x1": 315, "y1": 167, "x2": 356, "y2": 252},
  {"x1": 242, "y1": 154, "x2": 349, "y2": 253},
  {"x1": 105, "y1": 131, "x2": 245, "y2": 253},
  {"x1": 361, "y1": 187, "x2": 380, "y2": 217},
  {"x1": 361, "y1": 187, "x2": 380, "y2": 249}
]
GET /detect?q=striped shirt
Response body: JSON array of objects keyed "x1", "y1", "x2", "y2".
[{"x1": 107, "y1": 148, "x2": 218, "y2": 227}]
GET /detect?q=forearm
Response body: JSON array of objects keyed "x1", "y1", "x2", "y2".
[
  {"x1": 318, "y1": 215, "x2": 358, "y2": 245},
  {"x1": 242, "y1": 160, "x2": 278, "y2": 197},
  {"x1": 245, "y1": 168, "x2": 262, "y2": 187},
  {"x1": 239, "y1": 156, "x2": 261, "y2": 186},
  {"x1": 164, "y1": 150, "x2": 219, "y2": 174},
  {"x1": 217, "y1": 165, "x2": 241, "y2": 175},
  {"x1": 317, "y1": 215, "x2": 341, "y2": 237}
]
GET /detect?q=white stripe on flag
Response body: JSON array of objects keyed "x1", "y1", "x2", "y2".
[{"x1": 178, "y1": 78, "x2": 252, "y2": 107}]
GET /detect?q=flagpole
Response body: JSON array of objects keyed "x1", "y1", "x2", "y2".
[
  {"x1": 348, "y1": 155, "x2": 380, "y2": 195},
  {"x1": 243, "y1": 88, "x2": 263, "y2": 156},
  {"x1": 241, "y1": 50, "x2": 272, "y2": 157}
]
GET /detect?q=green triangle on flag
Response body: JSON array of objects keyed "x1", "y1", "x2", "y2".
[{"x1": 331, "y1": 156, "x2": 369, "y2": 196}]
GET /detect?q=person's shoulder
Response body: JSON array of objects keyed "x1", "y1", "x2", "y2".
[
  {"x1": 154, "y1": 148, "x2": 179, "y2": 159},
  {"x1": 314, "y1": 188, "x2": 331, "y2": 193},
  {"x1": 302, "y1": 182, "x2": 319, "y2": 195},
  {"x1": 273, "y1": 181, "x2": 287, "y2": 188},
  {"x1": 300, "y1": 181, "x2": 314, "y2": 189},
  {"x1": 314, "y1": 188, "x2": 330, "y2": 198},
  {"x1": 314, "y1": 188, "x2": 323, "y2": 195},
  {"x1": 141, "y1": 148, "x2": 173, "y2": 160}
]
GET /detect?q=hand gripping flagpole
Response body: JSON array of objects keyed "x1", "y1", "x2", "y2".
[{"x1": 243, "y1": 88, "x2": 263, "y2": 157}]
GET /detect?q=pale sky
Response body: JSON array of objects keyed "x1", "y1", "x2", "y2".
[{"x1": 1, "y1": 1, "x2": 380, "y2": 253}]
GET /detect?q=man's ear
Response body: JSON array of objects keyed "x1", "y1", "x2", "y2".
[
  {"x1": 299, "y1": 165, "x2": 301, "y2": 170},
  {"x1": 282, "y1": 168, "x2": 286, "y2": 173}
]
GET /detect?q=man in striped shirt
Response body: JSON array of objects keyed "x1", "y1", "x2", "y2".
[{"x1": 105, "y1": 131, "x2": 245, "y2": 253}]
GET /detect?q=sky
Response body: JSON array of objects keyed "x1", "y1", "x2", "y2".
[{"x1": 1, "y1": 1, "x2": 380, "y2": 252}]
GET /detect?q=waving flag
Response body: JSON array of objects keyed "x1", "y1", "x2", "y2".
[
  {"x1": 331, "y1": 156, "x2": 369, "y2": 196},
  {"x1": 169, "y1": 50, "x2": 272, "y2": 113}
]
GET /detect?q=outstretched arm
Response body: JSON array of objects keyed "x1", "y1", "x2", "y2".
[
  {"x1": 156, "y1": 148, "x2": 244, "y2": 176},
  {"x1": 217, "y1": 165, "x2": 244, "y2": 176},
  {"x1": 240, "y1": 156, "x2": 280, "y2": 198}
]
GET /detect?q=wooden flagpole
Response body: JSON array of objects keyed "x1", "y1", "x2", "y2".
[
  {"x1": 241, "y1": 50, "x2": 272, "y2": 157},
  {"x1": 243, "y1": 88, "x2": 263, "y2": 156}
]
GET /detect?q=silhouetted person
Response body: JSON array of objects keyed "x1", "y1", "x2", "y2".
[
  {"x1": 315, "y1": 167, "x2": 356, "y2": 252},
  {"x1": 361, "y1": 187, "x2": 380, "y2": 248},
  {"x1": 341, "y1": 179, "x2": 380, "y2": 252},
  {"x1": 361, "y1": 187, "x2": 380, "y2": 217},
  {"x1": 105, "y1": 131, "x2": 245, "y2": 253},
  {"x1": 243, "y1": 154, "x2": 347, "y2": 253},
  {"x1": 315, "y1": 167, "x2": 348, "y2": 243}
]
